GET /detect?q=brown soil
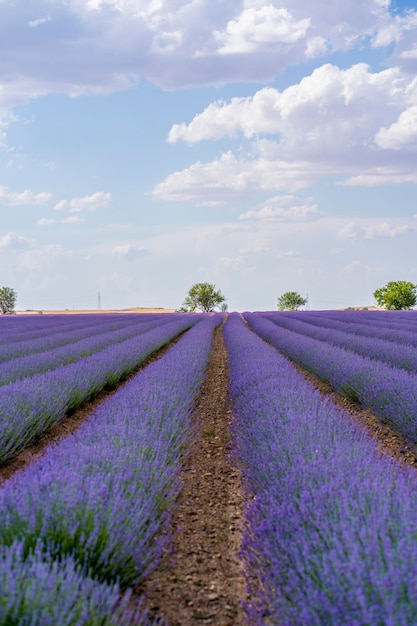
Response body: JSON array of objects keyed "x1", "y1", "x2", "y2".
[{"x1": 138, "y1": 325, "x2": 247, "y2": 625}]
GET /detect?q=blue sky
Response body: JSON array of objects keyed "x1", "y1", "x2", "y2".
[{"x1": 1, "y1": 0, "x2": 417, "y2": 311}]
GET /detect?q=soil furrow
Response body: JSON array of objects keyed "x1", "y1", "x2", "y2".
[{"x1": 139, "y1": 325, "x2": 246, "y2": 625}]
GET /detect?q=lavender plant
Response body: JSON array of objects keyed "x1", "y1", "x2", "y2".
[
  {"x1": 281, "y1": 310, "x2": 417, "y2": 346},
  {"x1": 0, "y1": 316, "x2": 174, "y2": 384},
  {"x1": 224, "y1": 313, "x2": 417, "y2": 625},
  {"x1": 263, "y1": 311, "x2": 417, "y2": 372},
  {"x1": 0, "y1": 313, "x2": 168, "y2": 363},
  {"x1": 0, "y1": 315, "x2": 222, "y2": 591},
  {"x1": 0, "y1": 314, "x2": 201, "y2": 463},
  {"x1": 244, "y1": 312, "x2": 417, "y2": 444},
  {"x1": 0, "y1": 540, "x2": 151, "y2": 625}
]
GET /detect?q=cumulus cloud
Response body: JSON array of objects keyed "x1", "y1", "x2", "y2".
[
  {"x1": 213, "y1": 6, "x2": 311, "y2": 55},
  {"x1": 0, "y1": 0, "x2": 414, "y2": 110},
  {"x1": 160, "y1": 61, "x2": 417, "y2": 199},
  {"x1": 375, "y1": 105, "x2": 417, "y2": 149},
  {"x1": 54, "y1": 192, "x2": 111, "y2": 212},
  {"x1": 0, "y1": 185, "x2": 52, "y2": 206},
  {"x1": 168, "y1": 63, "x2": 414, "y2": 149}
]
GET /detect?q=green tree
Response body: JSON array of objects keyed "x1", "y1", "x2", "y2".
[
  {"x1": 277, "y1": 291, "x2": 307, "y2": 311},
  {"x1": 373, "y1": 280, "x2": 417, "y2": 310},
  {"x1": 0, "y1": 287, "x2": 17, "y2": 314},
  {"x1": 181, "y1": 282, "x2": 226, "y2": 312}
]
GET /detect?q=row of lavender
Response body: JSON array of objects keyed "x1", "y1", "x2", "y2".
[
  {"x1": 0, "y1": 313, "x2": 147, "y2": 348},
  {"x1": 264, "y1": 309, "x2": 417, "y2": 347},
  {"x1": 263, "y1": 311, "x2": 417, "y2": 373},
  {"x1": 245, "y1": 312, "x2": 417, "y2": 444},
  {"x1": 0, "y1": 316, "x2": 175, "y2": 384},
  {"x1": 0, "y1": 313, "x2": 201, "y2": 464},
  {"x1": 225, "y1": 313, "x2": 417, "y2": 625},
  {"x1": 0, "y1": 314, "x2": 223, "y2": 624},
  {"x1": 0, "y1": 314, "x2": 172, "y2": 366}
]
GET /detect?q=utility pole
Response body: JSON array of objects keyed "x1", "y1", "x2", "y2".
[{"x1": 98, "y1": 292, "x2": 101, "y2": 310}]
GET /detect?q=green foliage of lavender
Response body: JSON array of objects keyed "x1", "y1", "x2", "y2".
[
  {"x1": 0, "y1": 315, "x2": 222, "y2": 623},
  {"x1": 224, "y1": 313, "x2": 417, "y2": 625}
]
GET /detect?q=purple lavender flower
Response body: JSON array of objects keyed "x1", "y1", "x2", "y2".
[
  {"x1": 224, "y1": 313, "x2": 417, "y2": 625},
  {"x1": 0, "y1": 314, "x2": 223, "y2": 594},
  {"x1": 0, "y1": 314, "x2": 202, "y2": 463},
  {"x1": 244, "y1": 312, "x2": 417, "y2": 444}
]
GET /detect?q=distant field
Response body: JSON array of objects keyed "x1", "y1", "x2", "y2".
[{"x1": 17, "y1": 306, "x2": 177, "y2": 314}]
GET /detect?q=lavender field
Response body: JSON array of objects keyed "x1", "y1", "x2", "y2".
[{"x1": 1, "y1": 310, "x2": 417, "y2": 624}]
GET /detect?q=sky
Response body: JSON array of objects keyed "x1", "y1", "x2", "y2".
[{"x1": 1, "y1": 0, "x2": 417, "y2": 312}]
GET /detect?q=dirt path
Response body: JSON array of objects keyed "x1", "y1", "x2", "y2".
[{"x1": 139, "y1": 325, "x2": 246, "y2": 625}]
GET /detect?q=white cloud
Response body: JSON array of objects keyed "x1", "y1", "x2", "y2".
[
  {"x1": 28, "y1": 16, "x2": 52, "y2": 28},
  {"x1": 112, "y1": 244, "x2": 149, "y2": 260},
  {"x1": 168, "y1": 63, "x2": 413, "y2": 148},
  {"x1": 152, "y1": 151, "x2": 333, "y2": 201},
  {"x1": 375, "y1": 105, "x2": 417, "y2": 149},
  {"x1": 161, "y1": 62, "x2": 417, "y2": 199},
  {"x1": 372, "y1": 10, "x2": 417, "y2": 48},
  {"x1": 305, "y1": 36, "x2": 328, "y2": 58},
  {"x1": 37, "y1": 216, "x2": 84, "y2": 225},
  {"x1": 213, "y1": 6, "x2": 311, "y2": 55},
  {"x1": 240, "y1": 195, "x2": 321, "y2": 221},
  {"x1": 0, "y1": 0, "x2": 414, "y2": 107},
  {"x1": 0, "y1": 185, "x2": 52, "y2": 206},
  {"x1": 63, "y1": 216, "x2": 84, "y2": 223},
  {"x1": 37, "y1": 218, "x2": 56, "y2": 225},
  {"x1": 53, "y1": 200, "x2": 68, "y2": 212},
  {"x1": 54, "y1": 192, "x2": 111, "y2": 212},
  {"x1": 0, "y1": 232, "x2": 33, "y2": 248},
  {"x1": 341, "y1": 167, "x2": 417, "y2": 186},
  {"x1": 337, "y1": 221, "x2": 411, "y2": 240}
]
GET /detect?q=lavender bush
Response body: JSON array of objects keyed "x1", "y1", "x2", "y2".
[
  {"x1": 224, "y1": 313, "x2": 417, "y2": 625},
  {"x1": 0, "y1": 313, "x2": 168, "y2": 363},
  {"x1": 0, "y1": 314, "x2": 222, "y2": 591},
  {"x1": 0, "y1": 314, "x2": 201, "y2": 463},
  {"x1": 278, "y1": 310, "x2": 417, "y2": 347},
  {"x1": 0, "y1": 540, "x2": 151, "y2": 625},
  {"x1": 263, "y1": 312, "x2": 417, "y2": 372},
  {"x1": 244, "y1": 312, "x2": 417, "y2": 444},
  {"x1": 0, "y1": 316, "x2": 173, "y2": 384}
]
